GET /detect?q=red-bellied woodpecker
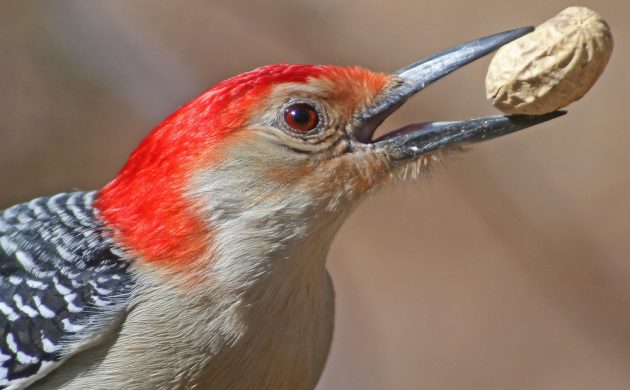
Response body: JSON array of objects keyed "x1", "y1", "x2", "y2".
[{"x1": 0, "y1": 27, "x2": 564, "y2": 389}]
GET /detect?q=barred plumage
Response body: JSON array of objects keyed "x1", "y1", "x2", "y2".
[{"x1": 0, "y1": 192, "x2": 133, "y2": 389}]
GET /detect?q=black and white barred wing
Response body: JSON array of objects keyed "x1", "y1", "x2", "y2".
[{"x1": 0, "y1": 192, "x2": 133, "y2": 389}]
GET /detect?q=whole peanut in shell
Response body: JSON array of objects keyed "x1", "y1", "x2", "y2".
[{"x1": 486, "y1": 6, "x2": 613, "y2": 115}]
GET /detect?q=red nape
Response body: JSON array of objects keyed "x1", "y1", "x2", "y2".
[{"x1": 96, "y1": 64, "x2": 328, "y2": 267}]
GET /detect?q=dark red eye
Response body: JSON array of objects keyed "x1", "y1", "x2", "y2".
[{"x1": 284, "y1": 103, "x2": 319, "y2": 132}]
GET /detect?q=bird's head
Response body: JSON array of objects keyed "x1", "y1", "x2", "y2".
[{"x1": 96, "y1": 28, "x2": 563, "y2": 281}]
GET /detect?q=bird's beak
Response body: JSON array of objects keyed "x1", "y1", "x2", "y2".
[{"x1": 356, "y1": 27, "x2": 566, "y2": 161}]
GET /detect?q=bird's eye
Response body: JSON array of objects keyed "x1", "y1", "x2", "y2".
[{"x1": 283, "y1": 103, "x2": 319, "y2": 132}]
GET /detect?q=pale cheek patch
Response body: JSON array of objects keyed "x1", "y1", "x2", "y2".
[
  {"x1": 288, "y1": 149, "x2": 391, "y2": 212},
  {"x1": 238, "y1": 135, "x2": 452, "y2": 214},
  {"x1": 302, "y1": 147, "x2": 455, "y2": 212},
  {"x1": 187, "y1": 139, "x2": 330, "y2": 289}
]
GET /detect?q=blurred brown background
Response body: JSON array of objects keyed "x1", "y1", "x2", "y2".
[{"x1": 1, "y1": 1, "x2": 629, "y2": 389}]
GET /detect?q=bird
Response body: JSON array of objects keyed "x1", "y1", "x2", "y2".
[{"x1": 0, "y1": 27, "x2": 563, "y2": 389}]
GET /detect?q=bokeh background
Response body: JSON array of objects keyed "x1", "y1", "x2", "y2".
[{"x1": 1, "y1": 1, "x2": 629, "y2": 389}]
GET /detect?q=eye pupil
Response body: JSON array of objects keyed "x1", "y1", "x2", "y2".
[{"x1": 284, "y1": 103, "x2": 319, "y2": 132}]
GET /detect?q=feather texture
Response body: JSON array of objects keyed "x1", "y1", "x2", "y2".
[{"x1": 0, "y1": 192, "x2": 133, "y2": 389}]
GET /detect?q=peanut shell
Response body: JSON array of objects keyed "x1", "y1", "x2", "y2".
[{"x1": 486, "y1": 6, "x2": 613, "y2": 115}]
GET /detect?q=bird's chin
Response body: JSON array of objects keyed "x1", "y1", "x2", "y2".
[{"x1": 351, "y1": 27, "x2": 565, "y2": 167}]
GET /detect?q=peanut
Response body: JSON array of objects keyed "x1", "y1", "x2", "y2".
[{"x1": 486, "y1": 6, "x2": 613, "y2": 115}]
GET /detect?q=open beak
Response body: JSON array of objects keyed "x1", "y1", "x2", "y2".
[{"x1": 356, "y1": 27, "x2": 566, "y2": 161}]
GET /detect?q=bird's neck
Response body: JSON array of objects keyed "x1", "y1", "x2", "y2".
[
  {"x1": 123, "y1": 197, "x2": 341, "y2": 388},
  {"x1": 207, "y1": 194, "x2": 346, "y2": 297},
  {"x1": 187, "y1": 156, "x2": 354, "y2": 296}
]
